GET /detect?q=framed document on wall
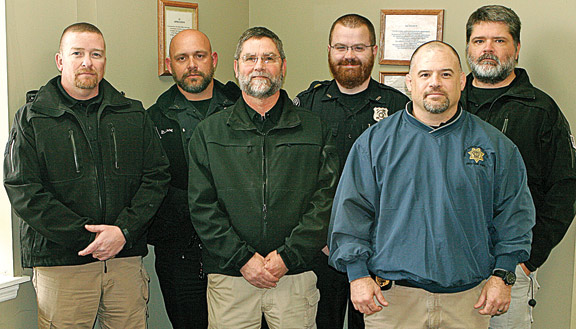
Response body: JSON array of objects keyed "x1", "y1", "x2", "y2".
[
  {"x1": 379, "y1": 9, "x2": 444, "y2": 65},
  {"x1": 380, "y1": 71, "x2": 410, "y2": 96},
  {"x1": 158, "y1": 0, "x2": 198, "y2": 76}
]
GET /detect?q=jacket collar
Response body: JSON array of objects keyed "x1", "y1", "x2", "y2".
[
  {"x1": 158, "y1": 79, "x2": 237, "y2": 116},
  {"x1": 462, "y1": 68, "x2": 536, "y2": 105},
  {"x1": 30, "y1": 76, "x2": 131, "y2": 117},
  {"x1": 226, "y1": 90, "x2": 301, "y2": 131},
  {"x1": 320, "y1": 78, "x2": 387, "y2": 103}
]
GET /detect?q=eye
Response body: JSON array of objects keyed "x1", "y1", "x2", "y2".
[
  {"x1": 176, "y1": 56, "x2": 186, "y2": 62},
  {"x1": 92, "y1": 52, "x2": 102, "y2": 58},
  {"x1": 71, "y1": 51, "x2": 81, "y2": 56},
  {"x1": 353, "y1": 45, "x2": 366, "y2": 52},
  {"x1": 473, "y1": 39, "x2": 484, "y2": 45},
  {"x1": 420, "y1": 73, "x2": 430, "y2": 78},
  {"x1": 195, "y1": 53, "x2": 205, "y2": 59},
  {"x1": 334, "y1": 45, "x2": 347, "y2": 52},
  {"x1": 245, "y1": 56, "x2": 257, "y2": 63},
  {"x1": 442, "y1": 72, "x2": 453, "y2": 78}
]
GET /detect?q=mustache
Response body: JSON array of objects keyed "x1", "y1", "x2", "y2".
[
  {"x1": 76, "y1": 69, "x2": 96, "y2": 75},
  {"x1": 477, "y1": 53, "x2": 500, "y2": 64},
  {"x1": 424, "y1": 87, "x2": 447, "y2": 97},
  {"x1": 249, "y1": 72, "x2": 272, "y2": 79},
  {"x1": 337, "y1": 58, "x2": 361, "y2": 66}
]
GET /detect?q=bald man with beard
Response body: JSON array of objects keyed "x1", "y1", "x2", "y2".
[{"x1": 147, "y1": 29, "x2": 240, "y2": 329}]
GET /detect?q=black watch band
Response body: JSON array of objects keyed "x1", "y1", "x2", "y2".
[{"x1": 492, "y1": 269, "x2": 516, "y2": 286}]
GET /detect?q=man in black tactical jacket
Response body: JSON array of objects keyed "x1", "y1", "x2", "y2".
[
  {"x1": 293, "y1": 14, "x2": 409, "y2": 329},
  {"x1": 147, "y1": 29, "x2": 240, "y2": 329},
  {"x1": 4, "y1": 23, "x2": 170, "y2": 329},
  {"x1": 462, "y1": 5, "x2": 576, "y2": 328}
]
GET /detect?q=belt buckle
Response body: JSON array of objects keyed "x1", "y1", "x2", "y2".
[{"x1": 374, "y1": 276, "x2": 392, "y2": 290}]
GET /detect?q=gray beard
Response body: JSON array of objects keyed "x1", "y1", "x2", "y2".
[
  {"x1": 467, "y1": 53, "x2": 516, "y2": 85},
  {"x1": 238, "y1": 72, "x2": 283, "y2": 99}
]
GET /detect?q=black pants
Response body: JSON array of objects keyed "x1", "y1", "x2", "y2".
[
  {"x1": 154, "y1": 244, "x2": 208, "y2": 329},
  {"x1": 314, "y1": 253, "x2": 365, "y2": 329}
]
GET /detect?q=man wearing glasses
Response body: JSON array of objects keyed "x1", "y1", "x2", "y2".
[
  {"x1": 294, "y1": 13, "x2": 409, "y2": 329},
  {"x1": 188, "y1": 27, "x2": 339, "y2": 328}
]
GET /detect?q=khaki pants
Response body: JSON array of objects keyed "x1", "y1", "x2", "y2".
[
  {"x1": 207, "y1": 271, "x2": 320, "y2": 329},
  {"x1": 33, "y1": 256, "x2": 149, "y2": 329},
  {"x1": 364, "y1": 282, "x2": 490, "y2": 329}
]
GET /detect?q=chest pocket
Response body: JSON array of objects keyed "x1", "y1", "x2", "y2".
[
  {"x1": 106, "y1": 121, "x2": 144, "y2": 176},
  {"x1": 35, "y1": 120, "x2": 85, "y2": 183}
]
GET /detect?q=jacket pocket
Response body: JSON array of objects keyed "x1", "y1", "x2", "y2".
[
  {"x1": 107, "y1": 122, "x2": 143, "y2": 176},
  {"x1": 36, "y1": 122, "x2": 84, "y2": 183}
]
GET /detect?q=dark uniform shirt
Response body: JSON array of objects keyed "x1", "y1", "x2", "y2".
[{"x1": 294, "y1": 78, "x2": 409, "y2": 170}]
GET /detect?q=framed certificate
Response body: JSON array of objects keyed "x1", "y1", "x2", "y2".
[
  {"x1": 158, "y1": 0, "x2": 198, "y2": 76},
  {"x1": 380, "y1": 71, "x2": 410, "y2": 96},
  {"x1": 379, "y1": 9, "x2": 444, "y2": 65}
]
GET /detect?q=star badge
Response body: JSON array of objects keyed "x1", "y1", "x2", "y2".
[{"x1": 468, "y1": 147, "x2": 485, "y2": 163}]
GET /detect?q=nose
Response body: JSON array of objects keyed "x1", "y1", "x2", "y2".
[
  {"x1": 482, "y1": 40, "x2": 495, "y2": 53},
  {"x1": 82, "y1": 55, "x2": 93, "y2": 67},
  {"x1": 253, "y1": 57, "x2": 266, "y2": 71},
  {"x1": 187, "y1": 58, "x2": 198, "y2": 71},
  {"x1": 343, "y1": 47, "x2": 355, "y2": 59},
  {"x1": 429, "y1": 73, "x2": 441, "y2": 87}
]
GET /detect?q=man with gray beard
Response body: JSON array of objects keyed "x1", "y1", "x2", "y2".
[
  {"x1": 147, "y1": 29, "x2": 240, "y2": 329},
  {"x1": 294, "y1": 14, "x2": 408, "y2": 329},
  {"x1": 461, "y1": 6, "x2": 576, "y2": 328},
  {"x1": 187, "y1": 27, "x2": 339, "y2": 328}
]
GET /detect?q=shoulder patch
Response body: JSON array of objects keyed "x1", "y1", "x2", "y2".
[
  {"x1": 293, "y1": 97, "x2": 301, "y2": 107},
  {"x1": 570, "y1": 135, "x2": 576, "y2": 150}
]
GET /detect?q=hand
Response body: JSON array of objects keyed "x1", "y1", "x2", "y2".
[
  {"x1": 240, "y1": 253, "x2": 279, "y2": 288},
  {"x1": 520, "y1": 263, "x2": 531, "y2": 276},
  {"x1": 78, "y1": 225, "x2": 126, "y2": 261},
  {"x1": 474, "y1": 276, "x2": 512, "y2": 315},
  {"x1": 264, "y1": 250, "x2": 288, "y2": 279},
  {"x1": 350, "y1": 277, "x2": 388, "y2": 315}
]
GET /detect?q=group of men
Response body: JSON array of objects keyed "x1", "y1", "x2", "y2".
[{"x1": 4, "y1": 4, "x2": 575, "y2": 329}]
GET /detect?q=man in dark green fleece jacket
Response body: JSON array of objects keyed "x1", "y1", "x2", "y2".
[{"x1": 188, "y1": 27, "x2": 339, "y2": 329}]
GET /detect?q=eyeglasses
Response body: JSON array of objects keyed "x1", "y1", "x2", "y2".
[
  {"x1": 329, "y1": 44, "x2": 375, "y2": 53},
  {"x1": 240, "y1": 54, "x2": 281, "y2": 65}
]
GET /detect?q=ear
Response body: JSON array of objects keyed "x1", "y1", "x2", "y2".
[
  {"x1": 165, "y1": 57, "x2": 173, "y2": 75},
  {"x1": 405, "y1": 73, "x2": 413, "y2": 93},
  {"x1": 212, "y1": 52, "x2": 218, "y2": 68},
  {"x1": 515, "y1": 42, "x2": 521, "y2": 61},
  {"x1": 460, "y1": 71, "x2": 466, "y2": 91},
  {"x1": 372, "y1": 45, "x2": 378, "y2": 57},
  {"x1": 55, "y1": 52, "x2": 63, "y2": 72},
  {"x1": 281, "y1": 58, "x2": 287, "y2": 76},
  {"x1": 234, "y1": 60, "x2": 239, "y2": 78}
]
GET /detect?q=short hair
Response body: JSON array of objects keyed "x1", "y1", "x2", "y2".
[
  {"x1": 409, "y1": 41, "x2": 462, "y2": 71},
  {"x1": 329, "y1": 14, "x2": 376, "y2": 46},
  {"x1": 466, "y1": 5, "x2": 521, "y2": 47},
  {"x1": 59, "y1": 22, "x2": 104, "y2": 51},
  {"x1": 234, "y1": 27, "x2": 285, "y2": 60}
]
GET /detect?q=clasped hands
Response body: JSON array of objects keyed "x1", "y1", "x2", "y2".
[
  {"x1": 240, "y1": 250, "x2": 288, "y2": 288},
  {"x1": 77, "y1": 224, "x2": 126, "y2": 261}
]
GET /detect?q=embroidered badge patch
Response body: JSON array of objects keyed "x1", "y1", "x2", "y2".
[
  {"x1": 373, "y1": 107, "x2": 389, "y2": 122},
  {"x1": 468, "y1": 147, "x2": 485, "y2": 163}
]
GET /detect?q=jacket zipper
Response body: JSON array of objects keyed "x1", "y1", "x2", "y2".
[
  {"x1": 501, "y1": 116, "x2": 509, "y2": 134},
  {"x1": 68, "y1": 129, "x2": 81, "y2": 173},
  {"x1": 261, "y1": 134, "x2": 268, "y2": 240},
  {"x1": 9, "y1": 137, "x2": 15, "y2": 173},
  {"x1": 110, "y1": 124, "x2": 119, "y2": 169}
]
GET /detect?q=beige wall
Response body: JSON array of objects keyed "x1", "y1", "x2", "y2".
[{"x1": 3, "y1": 0, "x2": 575, "y2": 328}]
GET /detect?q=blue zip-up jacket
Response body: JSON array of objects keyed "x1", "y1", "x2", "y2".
[{"x1": 328, "y1": 105, "x2": 535, "y2": 293}]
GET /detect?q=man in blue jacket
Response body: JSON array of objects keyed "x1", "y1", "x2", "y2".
[{"x1": 328, "y1": 41, "x2": 535, "y2": 328}]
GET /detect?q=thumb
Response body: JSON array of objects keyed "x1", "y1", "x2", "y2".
[
  {"x1": 84, "y1": 224, "x2": 103, "y2": 233},
  {"x1": 474, "y1": 289, "x2": 487, "y2": 309},
  {"x1": 375, "y1": 288, "x2": 388, "y2": 307}
]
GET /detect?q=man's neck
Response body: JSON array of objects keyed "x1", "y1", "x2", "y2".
[
  {"x1": 243, "y1": 91, "x2": 280, "y2": 116},
  {"x1": 472, "y1": 70, "x2": 516, "y2": 89},
  {"x1": 412, "y1": 105, "x2": 458, "y2": 127},
  {"x1": 335, "y1": 78, "x2": 370, "y2": 95},
  {"x1": 179, "y1": 80, "x2": 214, "y2": 101},
  {"x1": 62, "y1": 83, "x2": 99, "y2": 101}
]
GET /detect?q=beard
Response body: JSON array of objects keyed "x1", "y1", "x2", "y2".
[
  {"x1": 74, "y1": 69, "x2": 99, "y2": 89},
  {"x1": 329, "y1": 54, "x2": 374, "y2": 89},
  {"x1": 173, "y1": 66, "x2": 215, "y2": 94},
  {"x1": 423, "y1": 89, "x2": 450, "y2": 114},
  {"x1": 467, "y1": 52, "x2": 516, "y2": 85},
  {"x1": 238, "y1": 71, "x2": 284, "y2": 99}
]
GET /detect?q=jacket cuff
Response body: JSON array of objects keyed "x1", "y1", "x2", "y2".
[
  {"x1": 495, "y1": 254, "x2": 519, "y2": 272},
  {"x1": 277, "y1": 246, "x2": 292, "y2": 271},
  {"x1": 235, "y1": 246, "x2": 257, "y2": 271},
  {"x1": 121, "y1": 228, "x2": 132, "y2": 249},
  {"x1": 524, "y1": 260, "x2": 538, "y2": 272},
  {"x1": 346, "y1": 260, "x2": 370, "y2": 282}
]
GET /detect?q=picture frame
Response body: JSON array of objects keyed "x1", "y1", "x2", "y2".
[
  {"x1": 379, "y1": 71, "x2": 410, "y2": 96},
  {"x1": 379, "y1": 9, "x2": 444, "y2": 65},
  {"x1": 158, "y1": 0, "x2": 198, "y2": 76}
]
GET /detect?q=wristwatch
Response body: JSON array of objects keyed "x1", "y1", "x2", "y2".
[{"x1": 492, "y1": 269, "x2": 516, "y2": 286}]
